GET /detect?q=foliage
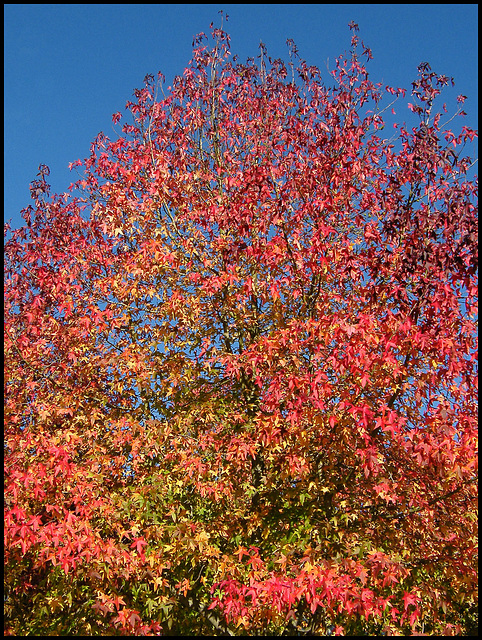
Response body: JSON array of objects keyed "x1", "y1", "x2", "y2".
[{"x1": 4, "y1": 19, "x2": 477, "y2": 636}]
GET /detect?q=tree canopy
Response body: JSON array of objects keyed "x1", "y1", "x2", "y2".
[{"x1": 4, "y1": 21, "x2": 478, "y2": 636}]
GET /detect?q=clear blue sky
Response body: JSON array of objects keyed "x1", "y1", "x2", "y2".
[{"x1": 4, "y1": 4, "x2": 478, "y2": 229}]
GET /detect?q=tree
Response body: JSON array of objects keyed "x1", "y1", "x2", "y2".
[{"x1": 4, "y1": 20, "x2": 477, "y2": 636}]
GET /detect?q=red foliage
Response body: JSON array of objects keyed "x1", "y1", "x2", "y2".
[{"x1": 4, "y1": 20, "x2": 477, "y2": 636}]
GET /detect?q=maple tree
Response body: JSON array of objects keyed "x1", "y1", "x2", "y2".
[{"x1": 4, "y1": 19, "x2": 478, "y2": 636}]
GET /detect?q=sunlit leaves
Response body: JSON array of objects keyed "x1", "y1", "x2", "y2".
[{"x1": 4, "y1": 18, "x2": 477, "y2": 637}]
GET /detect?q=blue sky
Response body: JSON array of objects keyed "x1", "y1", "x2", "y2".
[{"x1": 4, "y1": 4, "x2": 478, "y2": 229}]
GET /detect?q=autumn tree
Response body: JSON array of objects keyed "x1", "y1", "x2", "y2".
[{"x1": 4, "y1": 21, "x2": 477, "y2": 636}]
